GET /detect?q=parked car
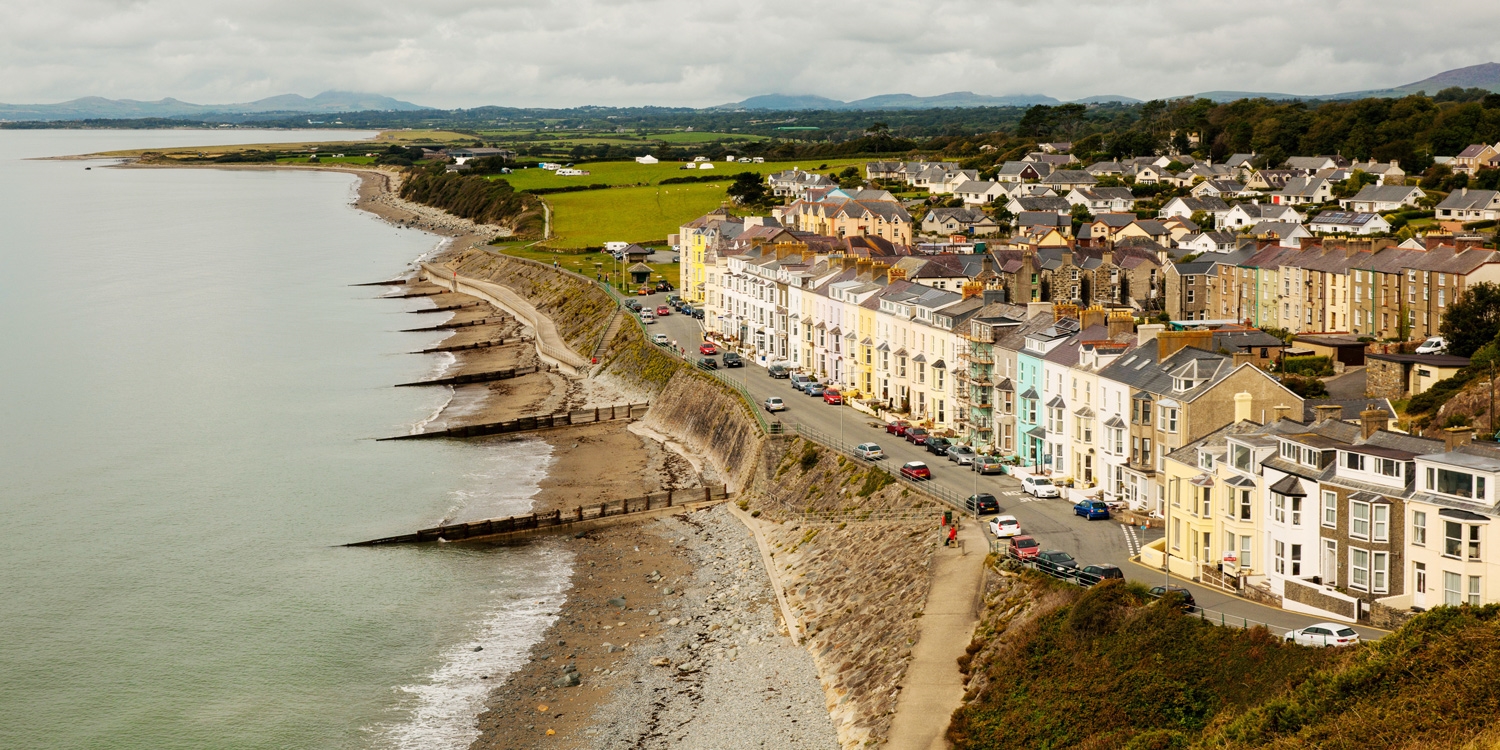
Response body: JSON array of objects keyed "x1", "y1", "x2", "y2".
[
  {"x1": 697, "y1": 357, "x2": 717, "y2": 370},
  {"x1": 722, "y1": 352, "x2": 743, "y2": 368},
  {"x1": 691, "y1": 308, "x2": 705, "y2": 320},
  {"x1": 653, "y1": 333, "x2": 669, "y2": 345},
  {"x1": 641, "y1": 312, "x2": 656, "y2": 323},
  {"x1": 805, "y1": 383, "x2": 827, "y2": 397},
  {"x1": 904, "y1": 427, "x2": 930, "y2": 445},
  {"x1": 946, "y1": 445, "x2": 976, "y2": 465},
  {"x1": 1036, "y1": 550, "x2": 1079, "y2": 577},
  {"x1": 1021, "y1": 474, "x2": 1060, "y2": 498},
  {"x1": 1007, "y1": 535, "x2": 1040, "y2": 560},
  {"x1": 699, "y1": 342, "x2": 717, "y2": 355},
  {"x1": 768, "y1": 364, "x2": 790, "y2": 379},
  {"x1": 885, "y1": 420, "x2": 911, "y2": 436},
  {"x1": 972, "y1": 455, "x2": 1005, "y2": 474},
  {"x1": 655, "y1": 305, "x2": 670, "y2": 316},
  {"x1": 789, "y1": 374, "x2": 817, "y2": 392},
  {"x1": 965, "y1": 493, "x2": 999, "y2": 514},
  {"x1": 1148, "y1": 585, "x2": 1197, "y2": 612},
  {"x1": 822, "y1": 388, "x2": 842, "y2": 405},
  {"x1": 763, "y1": 397, "x2": 786, "y2": 412},
  {"x1": 899, "y1": 461, "x2": 931, "y2": 480},
  {"x1": 1076, "y1": 564, "x2": 1124, "y2": 585},
  {"x1": 1074, "y1": 500, "x2": 1111, "y2": 520},
  {"x1": 1415, "y1": 336, "x2": 1448, "y2": 355},
  {"x1": 636, "y1": 287, "x2": 650, "y2": 296},
  {"x1": 924, "y1": 436, "x2": 951, "y2": 456},
  {"x1": 625, "y1": 300, "x2": 642, "y2": 312},
  {"x1": 988, "y1": 515, "x2": 1021, "y2": 538},
  {"x1": 854, "y1": 443, "x2": 884, "y2": 460},
  {"x1": 1285, "y1": 623, "x2": 1361, "y2": 648}
]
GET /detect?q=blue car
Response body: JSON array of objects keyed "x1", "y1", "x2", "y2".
[{"x1": 1074, "y1": 500, "x2": 1111, "y2": 520}]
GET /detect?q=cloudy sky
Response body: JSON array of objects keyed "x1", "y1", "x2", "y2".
[{"x1": 3, "y1": 0, "x2": 1496, "y2": 107}]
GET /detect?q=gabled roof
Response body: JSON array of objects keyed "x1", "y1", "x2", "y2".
[{"x1": 1348, "y1": 184, "x2": 1420, "y2": 203}]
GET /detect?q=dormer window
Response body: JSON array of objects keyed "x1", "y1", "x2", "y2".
[
  {"x1": 1174, "y1": 378, "x2": 1194, "y2": 391},
  {"x1": 1199, "y1": 452, "x2": 1214, "y2": 470},
  {"x1": 1425, "y1": 466, "x2": 1488, "y2": 500}
]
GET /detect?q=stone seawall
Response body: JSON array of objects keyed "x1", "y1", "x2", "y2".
[{"x1": 639, "y1": 369, "x2": 767, "y2": 492}]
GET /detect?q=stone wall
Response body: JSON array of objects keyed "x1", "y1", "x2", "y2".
[
  {"x1": 1367, "y1": 358, "x2": 1407, "y2": 399},
  {"x1": 1368, "y1": 600, "x2": 1416, "y2": 630},
  {"x1": 1283, "y1": 578, "x2": 1358, "y2": 620}
]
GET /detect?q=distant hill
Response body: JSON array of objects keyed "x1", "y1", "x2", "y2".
[
  {"x1": 1190, "y1": 62, "x2": 1500, "y2": 102},
  {"x1": 0, "y1": 91, "x2": 429, "y2": 121},
  {"x1": 712, "y1": 91, "x2": 1059, "y2": 111},
  {"x1": 1071, "y1": 94, "x2": 1143, "y2": 104}
]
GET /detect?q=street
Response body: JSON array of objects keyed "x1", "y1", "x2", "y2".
[{"x1": 638, "y1": 289, "x2": 1385, "y2": 641}]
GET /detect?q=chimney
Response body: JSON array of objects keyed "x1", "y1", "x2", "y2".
[
  {"x1": 1234, "y1": 392, "x2": 1253, "y2": 423},
  {"x1": 1137, "y1": 322, "x2": 1165, "y2": 347},
  {"x1": 1360, "y1": 405, "x2": 1389, "y2": 438},
  {"x1": 1027, "y1": 301, "x2": 1054, "y2": 319},
  {"x1": 1155, "y1": 329, "x2": 1213, "y2": 362},
  {"x1": 1273, "y1": 404, "x2": 1291, "y2": 422},
  {"x1": 1444, "y1": 426, "x2": 1475, "y2": 452},
  {"x1": 961, "y1": 280, "x2": 984, "y2": 300},
  {"x1": 982, "y1": 288, "x2": 1008, "y2": 305},
  {"x1": 1313, "y1": 404, "x2": 1343, "y2": 423},
  {"x1": 1108, "y1": 310, "x2": 1136, "y2": 340},
  {"x1": 1082, "y1": 305, "x2": 1107, "y2": 331},
  {"x1": 1233, "y1": 351, "x2": 1257, "y2": 368}
]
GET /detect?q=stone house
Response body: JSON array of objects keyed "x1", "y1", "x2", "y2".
[
  {"x1": 1164, "y1": 259, "x2": 1216, "y2": 321},
  {"x1": 1365, "y1": 353, "x2": 1471, "y2": 399}
]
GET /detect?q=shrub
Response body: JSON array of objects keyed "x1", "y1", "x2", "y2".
[
  {"x1": 1280, "y1": 355, "x2": 1333, "y2": 376},
  {"x1": 1281, "y1": 374, "x2": 1329, "y2": 398},
  {"x1": 1444, "y1": 413, "x2": 1474, "y2": 427}
]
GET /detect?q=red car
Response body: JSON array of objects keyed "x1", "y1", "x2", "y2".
[
  {"x1": 899, "y1": 461, "x2": 931, "y2": 480},
  {"x1": 822, "y1": 388, "x2": 842, "y2": 405},
  {"x1": 655, "y1": 306, "x2": 670, "y2": 316},
  {"x1": 699, "y1": 342, "x2": 718, "y2": 355},
  {"x1": 885, "y1": 420, "x2": 911, "y2": 436},
  {"x1": 1008, "y1": 535, "x2": 1041, "y2": 560},
  {"x1": 904, "y1": 427, "x2": 930, "y2": 444},
  {"x1": 637, "y1": 287, "x2": 650, "y2": 296}
]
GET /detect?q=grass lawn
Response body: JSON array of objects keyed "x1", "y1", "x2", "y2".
[
  {"x1": 654, "y1": 131, "x2": 769, "y2": 143},
  {"x1": 492, "y1": 243, "x2": 680, "y2": 289},
  {"x1": 374, "y1": 130, "x2": 475, "y2": 143},
  {"x1": 545, "y1": 182, "x2": 732, "y2": 249},
  {"x1": 497, "y1": 157, "x2": 866, "y2": 191}
]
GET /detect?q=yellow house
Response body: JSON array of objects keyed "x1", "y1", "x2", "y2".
[
  {"x1": 1153, "y1": 393, "x2": 1262, "y2": 579},
  {"x1": 678, "y1": 209, "x2": 741, "y2": 305}
]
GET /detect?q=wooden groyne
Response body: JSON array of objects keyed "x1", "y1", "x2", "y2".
[
  {"x1": 347, "y1": 485, "x2": 730, "y2": 546},
  {"x1": 400, "y1": 316, "x2": 507, "y2": 333},
  {"x1": 394, "y1": 365, "x2": 542, "y2": 388},
  {"x1": 413, "y1": 337, "x2": 523, "y2": 354},
  {"x1": 408, "y1": 300, "x2": 484, "y2": 314},
  {"x1": 351, "y1": 278, "x2": 409, "y2": 287},
  {"x1": 391, "y1": 289, "x2": 444, "y2": 299},
  {"x1": 379, "y1": 402, "x2": 649, "y2": 441}
]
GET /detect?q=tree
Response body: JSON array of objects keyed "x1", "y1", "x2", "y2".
[
  {"x1": 726, "y1": 171, "x2": 768, "y2": 206},
  {"x1": 1440, "y1": 282, "x2": 1500, "y2": 356}
]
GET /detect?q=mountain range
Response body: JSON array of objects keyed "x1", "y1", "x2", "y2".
[{"x1": 0, "y1": 91, "x2": 428, "y2": 121}]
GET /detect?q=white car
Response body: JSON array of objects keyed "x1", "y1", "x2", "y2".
[
  {"x1": 988, "y1": 514, "x2": 1022, "y2": 538},
  {"x1": 1415, "y1": 336, "x2": 1448, "y2": 355},
  {"x1": 854, "y1": 442, "x2": 884, "y2": 460},
  {"x1": 763, "y1": 397, "x2": 786, "y2": 412},
  {"x1": 653, "y1": 333, "x2": 669, "y2": 345},
  {"x1": 1021, "y1": 474, "x2": 1060, "y2": 498},
  {"x1": 641, "y1": 312, "x2": 656, "y2": 323},
  {"x1": 1285, "y1": 623, "x2": 1360, "y2": 647}
]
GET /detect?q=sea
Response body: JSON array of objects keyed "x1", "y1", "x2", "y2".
[{"x1": 0, "y1": 130, "x2": 568, "y2": 749}]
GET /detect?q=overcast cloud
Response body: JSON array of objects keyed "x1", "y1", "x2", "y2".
[{"x1": 2, "y1": 0, "x2": 1496, "y2": 107}]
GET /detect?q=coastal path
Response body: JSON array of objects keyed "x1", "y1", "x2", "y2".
[{"x1": 643, "y1": 291, "x2": 1387, "y2": 641}]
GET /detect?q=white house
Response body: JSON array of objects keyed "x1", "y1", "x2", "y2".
[
  {"x1": 1223, "y1": 202, "x2": 1304, "y2": 229},
  {"x1": 1340, "y1": 185, "x2": 1424, "y2": 213},
  {"x1": 1308, "y1": 211, "x2": 1392, "y2": 235}
]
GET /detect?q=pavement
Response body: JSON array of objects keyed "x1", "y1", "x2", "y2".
[{"x1": 637, "y1": 290, "x2": 1387, "y2": 642}]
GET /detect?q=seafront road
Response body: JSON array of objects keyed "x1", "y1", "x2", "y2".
[{"x1": 645, "y1": 291, "x2": 1385, "y2": 643}]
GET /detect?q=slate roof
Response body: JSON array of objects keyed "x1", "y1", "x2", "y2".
[
  {"x1": 1348, "y1": 184, "x2": 1420, "y2": 203},
  {"x1": 1013, "y1": 195, "x2": 1071, "y2": 212},
  {"x1": 1437, "y1": 189, "x2": 1500, "y2": 211},
  {"x1": 1310, "y1": 211, "x2": 1383, "y2": 227}
]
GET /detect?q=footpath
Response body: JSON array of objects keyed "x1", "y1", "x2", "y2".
[{"x1": 885, "y1": 520, "x2": 987, "y2": 750}]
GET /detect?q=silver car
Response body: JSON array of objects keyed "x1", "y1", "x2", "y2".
[
  {"x1": 947, "y1": 445, "x2": 976, "y2": 465},
  {"x1": 972, "y1": 455, "x2": 1005, "y2": 474}
]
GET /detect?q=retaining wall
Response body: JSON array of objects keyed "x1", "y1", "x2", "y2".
[{"x1": 640, "y1": 369, "x2": 766, "y2": 492}]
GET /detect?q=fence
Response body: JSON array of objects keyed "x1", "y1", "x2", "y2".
[{"x1": 790, "y1": 423, "x2": 972, "y2": 513}]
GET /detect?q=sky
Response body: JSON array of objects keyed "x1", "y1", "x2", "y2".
[{"x1": 2, "y1": 0, "x2": 1497, "y2": 108}]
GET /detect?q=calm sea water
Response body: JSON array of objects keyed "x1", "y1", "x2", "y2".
[{"x1": 0, "y1": 131, "x2": 567, "y2": 749}]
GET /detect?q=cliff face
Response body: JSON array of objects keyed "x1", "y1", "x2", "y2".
[{"x1": 449, "y1": 250, "x2": 616, "y2": 356}]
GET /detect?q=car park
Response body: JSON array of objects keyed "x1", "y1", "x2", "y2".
[
  {"x1": 822, "y1": 388, "x2": 842, "y2": 405},
  {"x1": 1148, "y1": 585, "x2": 1197, "y2": 612},
  {"x1": 988, "y1": 515, "x2": 1021, "y2": 538},
  {"x1": 924, "y1": 436, "x2": 951, "y2": 456},
  {"x1": 763, "y1": 397, "x2": 786, "y2": 412},
  {"x1": 1035, "y1": 550, "x2": 1079, "y2": 577},
  {"x1": 653, "y1": 333, "x2": 669, "y2": 345},
  {"x1": 768, "y1": 364, "x2": 790, "y2": 379},
  {"x1": 722, "y1": 352, "x2": 743, "y2": 368},
  {"x1": 854, "y1": 443, "x2": 884, "y2": 460},
  {"x1": 904, "y1": 427, "x2": 930, "y2": 445},
  {"x1": 1076, "y1": 564, "x2": 1124, "y2": 585},
  {"x1": 1073, "y1": 500, "x2": 1111, "y2": 520},
  {"x1": 899, "y1": 461, "x2": 931, "y2": 480},
  {"x1": 1284, "y1": 623, "x2": 1361, "y2": 647},
  {"x1": 699, "y1": 342, "x2": 717, "y2": 355},
  {"x1": 1007, "y1": 535, "x2": 1040, "y2": 559},
  {"x1": 965, "y1": 493, "x2": 999, "y2": 514},
  {"x1": 946, "y1": 445, "x2": 976, "y2": 465},
  {"x1": 972, "y1": 455, "x2": 1004, "y2": 474},
  {"x1": 805, "y1": 383, "x2": 826, "y2": 397},
  {"x1": 885, "y1": 420, "x2": 911, "y2": 436},
  {"x1": 1021, "y1": 474, "x2": 1060, "y2": 498},
  {"x1": 697, "y1": 357, "x2": 717, "y2": 370}
]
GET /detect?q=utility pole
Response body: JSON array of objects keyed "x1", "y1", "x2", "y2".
[{"x1": 1491, "y1": 360, "x2": 1496, "y2": 440}]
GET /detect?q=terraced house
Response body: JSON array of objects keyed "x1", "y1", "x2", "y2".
[{"x1": 777, "y1": 187, "x2": 913, "y2": 245}]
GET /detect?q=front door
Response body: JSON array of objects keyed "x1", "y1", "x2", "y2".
[
  {"x1": 1322, "y1": 539, "x2": 1338, "y2": 585},
  {"x1": 1414, "y1": 562, "x2": 1428, "y2": 608}
]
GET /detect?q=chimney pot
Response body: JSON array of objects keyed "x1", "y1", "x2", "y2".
[{"x1": 1234, "y1": 391, "x2": 1253, "y2": 423}]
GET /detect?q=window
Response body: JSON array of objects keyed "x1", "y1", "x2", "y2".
[
  {"x1": 1413, "y1": 511, "x2": 1427, "y2": 546},
  {"x1": 1351, "y1": 548, "x2": 1369, "y2": 590},
  {"x1": 1142, "y1": 439, "x2": 1152, "y2": 467},
  {"x1": 1445, "y1": 522, "x2": 1483, "y2": 560},
  {"x1": 1241, "y1": 535, "x2": 1252, "y2": 570},
  {"x1": 1302, "y1": 447, "x2": 1320, "y2": 468},
  {"x1": 1445, "y1": 571, "x2": 1462, "y2": 606},
  {"x1": 1280, "y1": 441, "x2": 1297, "y2": 460},
  {"x1": 1231, "y1": 444, "x2": 1251, "y2": 471},
  {"x1": 1292, "y1": 497, "x2": 1303, "y2": 526},
  {"x1": 1373, "y1": 552, "x2": 1388, "y2": 593},
  {"x1": 1113, "y1": 428, "x2": 1124, "y2": 455},
  {"x1": 1240, "y1": 490, "x2": 1253, "y2": 520},
  {"x1": 1275, "y1": 541, "x2": 1285, "y2": 574},
  {"x1": 1344, "y1": 452, "x2": 1365, "y2": 471},
  {"x1": 1199, "y1": 452, "x2": 1214, "y2": 471},
  {"x1": 1163, "y1": 407, "x2": 1179, "y2": 433},
  {"x1": 1201, "y1": 486, "x2": 1212, "y2": 517},
  {"x1": 1470, "y1": 576, "x2": 1483, "y2": 606},
  {"x1": 1319, "y1": 490, "x2": 1336, "y2": 527},
  {"x1": 1373, "y1": 505, "x2": 1389, "y2": 542},
  {"x1": 1351, "y1": 501, "x2": 1370, "y2": 539},
  {"x1": 1291, "y1": 544, "x2": 1302, "y2": 576},
  {"x1": 1375, "y1": 458, "x2": 1399, "y2": 478},
  {"x1": 1273, "y1": 495, "x2": 1286, "y2": 523}
]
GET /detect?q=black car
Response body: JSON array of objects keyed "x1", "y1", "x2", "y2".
[
  {"x1": 625, "y1": 301, "x2": 642, "y2": 312},
  {"x1": 965, "y1": 493, "x2": 999, "y2": 514},
  {"x1": 924, "y1": 436, "x2": 952, "y2": 456},
  {"x1": 768, "y1": 364, "x2": 791, "y2": 379},
  {"x1": 1077, "y1": 564, "x2": 1124, "y2": 585},
  {"x1": 722, "y1": 352, "x2": 744, "y2": 368},
  {"x1": 1035, "y1": 550, "x2": 1079, "y2": 578},
  {"x1": 691, "y1": 308, "x2": 705, "y2": 320},
  {"x1": 1149, "y1": 585, "x2": 1198, "y2": 612},
  {"x1": 697, "y1": 357, "x2": 718, "y2": 370}
]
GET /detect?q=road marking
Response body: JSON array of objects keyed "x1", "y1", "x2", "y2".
[
  {"x1": 1001, "y1": 491, "x2": 1024, "y2": 497},
  {"x1": 1120, "y1": 524, "x2": 1141, "y2": 556}
]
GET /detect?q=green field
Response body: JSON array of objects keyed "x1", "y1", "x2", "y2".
[
  {"x1": 544, "y1": 182, "x2": 733, "y2": 249},
  {"x1": 655, "y1": 131, "x2": 768, "y2": 143},
  {"x1": 498, "y1": 157, "x2": 866, "y2": 191}
]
